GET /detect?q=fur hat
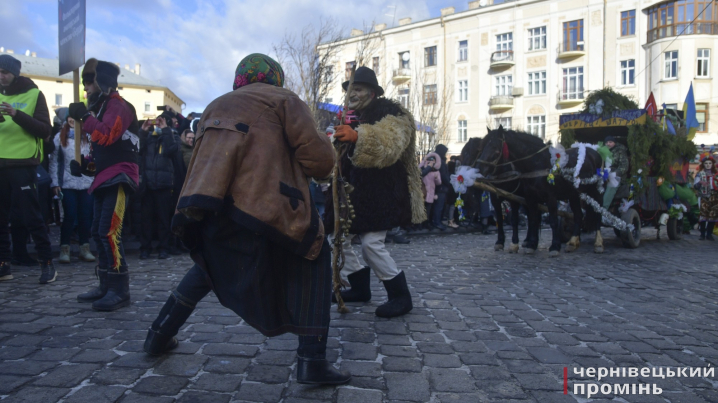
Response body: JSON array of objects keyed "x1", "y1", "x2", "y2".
[
  {"x1": 95, "y1": 61, "x2": 120, "y2": 94},
  {"x1": 81, "y1": 58, "x2": 98, "y2": 84},
  {"x1": 605, "y1": 136, "x2": 617, "y2": 143},
  {"x1": 342, "y1": 66, "x2": 384, "y2": 96},
  {"x1": 0, "y1": 54, "x2": 21, "y2": 77}
]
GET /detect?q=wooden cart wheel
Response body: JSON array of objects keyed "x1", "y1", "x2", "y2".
[
  {"x1": 666, "y1": 217, "x2": 683, "y2": 240},
  {"x1": 620, "y1": 209, "x2": 641, "y2": 248}
]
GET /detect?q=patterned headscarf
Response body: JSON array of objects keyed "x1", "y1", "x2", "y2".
[{"x1": 233, "y1": 53, "x2": 284, "y2": 90}]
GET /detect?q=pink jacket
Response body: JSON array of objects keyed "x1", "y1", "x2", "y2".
[{"x1": 419, "y1": 152, "x2": 442, "y2": 203}]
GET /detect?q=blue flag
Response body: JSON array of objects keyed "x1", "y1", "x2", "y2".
[
  {"x1": 666, "y1": 117, "x2": 677, "y2": 135},
  {"x1": 683, "y1": 83, "x2": 700, "y2": 139}
]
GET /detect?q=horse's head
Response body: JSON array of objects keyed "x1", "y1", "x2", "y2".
[
  {"x1": 476, "y1": 126, "x2": 509, "y2": 177},
  {"x1": 459, "y1": 137, "x2": 483, "y2": 168}
]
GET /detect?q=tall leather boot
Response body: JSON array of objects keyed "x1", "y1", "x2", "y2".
[
  {"x1": 296, "y1": 333, "x2": 351, "y2": 385},
  {"x1": 92, "y1": 267, "x2": 130, "y2": 311},
  {"x1": 332, "y1": 266, "x2": 371, "y2": 303},
  {"x1": 144, "y1": 293, "x2": 195, "y2": 355},
  {"x1": 375, "y1": 271, "x2": 413, "y2": 318},
  {"x1": 699, "y1": 222, "x2": 707, "y2": 240},
  {"x1": 77, "y1": 266, "x2": 108, "y2": 302},
  {"x1": 707, "y1": 222, "x2": 716, "y2": 241}
]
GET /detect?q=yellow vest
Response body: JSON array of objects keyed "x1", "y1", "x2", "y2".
[{"x1": 0, "y1": 88, "x2": 44, "y2": 160}]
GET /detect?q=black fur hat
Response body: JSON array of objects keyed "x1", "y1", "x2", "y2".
[{"x1": 95, "y1": 61, "x2": 120, "y2": 94}]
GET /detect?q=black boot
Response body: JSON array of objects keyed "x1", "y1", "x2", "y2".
[
  {"x1": 0, "y1": 261, "x2": 13, "y2": 281},
  {"x1": 375, "y1": 271, "x2": 413, "y2": 318},
  {"x1": 699, "y1": 222, "x2": 707, "y2": 240},
  {"x1": 92, "y1": 269, "x2": 130, "y2": 311},
  {"x1": 38, "y1": 260, "x2": 57, "y2": 284},
  {"x1": 297, "y1": 358, "x2": 351, "y2": 385},
  {"x1": 707, "y1": 222, "x2": 716, "y2": 241},
  {"x1": 144, "y1": 293, "x2": 195, "y2": 355},
  {"x1": 77, "y1": 266, "x2": 108, "y2": 302},
  {"x1": 332, "y1": 266, "x2": 371, "y2": 303}
]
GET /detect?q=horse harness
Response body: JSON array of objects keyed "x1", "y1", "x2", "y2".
[{"x1": 473, "y1": 137, "x2": 551, "y2": 191}]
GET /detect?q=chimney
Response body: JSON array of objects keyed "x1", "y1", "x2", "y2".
[
  {"x1": 125, "y1": 64, "x2": 130, "y2": 70},
  {"x1": 440, "y1": 7, "x2": 455, "y2": 16},
  {"x1": 31, "y1": 52, "x2": 37, "y2": 57},
  {"x1": 350, "y1": 29, "x2": 364, "y2": 37},
  {"x1": 468, "y1": 1, "x2": 481, "y2": 9},
  {"x1": 7, "y1": 49, "x2": 14, "y2": 54},
  {"x1": 398, "y1": 17, "x2": 412, "y2": 26},
  {"x1": 0, "y1": 47, "x2": 4, "y2": 53},
  {"x1": 374, "y1": 23, "x2": 387, "y2": 32},
  {"x1": 135, "y1": 63, "x2": 141, "y2": 76},
  {"x1": 25, "y1": 50, "x2": 31, "y2": 56}
]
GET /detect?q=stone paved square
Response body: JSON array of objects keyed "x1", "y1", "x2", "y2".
[{"x1": 0, "y1": 228, "x2": 716, "y2": 402}]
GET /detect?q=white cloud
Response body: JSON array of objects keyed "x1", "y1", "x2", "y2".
[{"x1": 7, "y1": 0, "x2": 434, "y2": 112}]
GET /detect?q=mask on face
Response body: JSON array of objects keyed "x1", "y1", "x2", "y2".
[{"x1": 347, "y1": 84, "x2": 375, "y2": 111}]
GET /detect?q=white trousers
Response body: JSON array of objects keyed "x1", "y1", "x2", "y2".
[{"x1": 336, "y1": 231, "x2": 400, "y2": 281}]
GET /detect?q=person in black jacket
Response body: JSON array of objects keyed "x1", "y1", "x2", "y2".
[
  {"x1": 432, "y1": 144, "x2": 451, "y2": 230},
  {"x1": 138, "y1": 116, "x2": 178, "y2": 259}
]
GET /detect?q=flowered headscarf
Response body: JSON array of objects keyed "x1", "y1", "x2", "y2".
[{"x1": 233, "y1": 53, "x2": 284, "y2": 90}]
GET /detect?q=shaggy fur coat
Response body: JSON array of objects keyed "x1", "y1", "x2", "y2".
[{"x1": 326, "y1": 98, "x2": 426, "y2": 234}]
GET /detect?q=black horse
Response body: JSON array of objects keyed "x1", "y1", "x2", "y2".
[
  {"x1": 460, "y1": 137, "x2": 529, "y2": 252},
  {"x1": 476, "y1": 127, "x2": 604, "y2": 256}
]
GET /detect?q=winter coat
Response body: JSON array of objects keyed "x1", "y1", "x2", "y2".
[
  {"x1": 48, "y1": 132, "x2": 93, "y2": 190},
  {"x1": 139, "y1": 127, "x2": 179, "y2": 190},
  {"x1": 419, "y1": 152, "x2": 442, "y2": 203},
  {"x1": 325, "y1": 98, "x2": 426, "y2": 234},
  {"x1": 181, "y1": 142, "x2": 194, "y2": 170},
  {"x1": 173, "y1": 83, "x2": 335, "y2": 260},
  {"x1": 434, "y1": 144, "x2": 452, "y2": 193}
]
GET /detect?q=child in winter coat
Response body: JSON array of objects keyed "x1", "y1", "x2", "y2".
[{"x1": 419, "y1": 152, "x2": 442, "y2": 228}]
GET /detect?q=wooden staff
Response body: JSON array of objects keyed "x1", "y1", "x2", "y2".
[
  {"x1": 331, "y1": 65, "x2": 357, "y2": 314},
  {"x1": 72, "y1": 69, "x2": 82, "y2": 162}
]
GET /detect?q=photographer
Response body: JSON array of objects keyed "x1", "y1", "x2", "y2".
[
  {"x1": 0, "y1": 54, "x2": 55, "y2": 283},
  {"x1": 138, "y1": 116, "x2": 178, "y2": 259}
]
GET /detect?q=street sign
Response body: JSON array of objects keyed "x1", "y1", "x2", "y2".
[{"x1": 58, "y1": 0, "x2": 86, "y2": 75}]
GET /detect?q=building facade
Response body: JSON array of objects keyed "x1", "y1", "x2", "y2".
[
  {"x1": 322, "y1": 0, "x2": 718, "y2": 155},
  {"x1": 1, "y1": 50, "x2": 184, "y2": 124}
]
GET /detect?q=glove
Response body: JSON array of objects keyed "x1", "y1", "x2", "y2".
[
  {"x1": 68, "y1": 102, "x2": 89, "y2": 121},
  {"x1": 70, "y1": 159, "x2": 83, "y2": 177},
  {"x1": 334, "y1": 125, "x2": 358, "y2": 143}
]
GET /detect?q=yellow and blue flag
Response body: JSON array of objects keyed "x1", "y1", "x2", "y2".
[{"x1": 682, "y1": 82, "x2": 700, "y2": 140}]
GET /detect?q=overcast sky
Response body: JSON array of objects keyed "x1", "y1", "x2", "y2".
[{"x1": 3, "y1": 0, "x2": 463, "y2": 113}]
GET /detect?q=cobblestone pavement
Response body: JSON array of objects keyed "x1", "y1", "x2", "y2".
[{"x1": 1, "y1": 228, "x2": 717, "y2": 402}]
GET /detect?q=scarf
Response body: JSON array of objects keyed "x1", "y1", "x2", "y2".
[{"x1": 233, "y1": 53, "x2": 284, "y2": 90}]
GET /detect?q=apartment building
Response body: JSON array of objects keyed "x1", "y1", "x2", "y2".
[
  {"x1": 1, "y1": 50, "x2": 184, "y2": 122},
  {"x1": 322, "y1": 0, "x2": 718, "y2": 155}
]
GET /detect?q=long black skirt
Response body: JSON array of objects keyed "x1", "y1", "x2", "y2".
[{"x1": 190, "y1": 214, "x2": 332, "y2": 337}]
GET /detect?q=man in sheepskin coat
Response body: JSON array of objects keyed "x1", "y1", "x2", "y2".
[{"x1": 329, "y1": 66, "x2": 425, "y2": 318}]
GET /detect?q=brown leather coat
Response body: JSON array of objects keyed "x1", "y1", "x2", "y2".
[{"x1": 174, "y1": 83, "x2": 335, "y2": 260}]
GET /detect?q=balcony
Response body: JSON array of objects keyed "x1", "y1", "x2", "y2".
[
  {"x1": 490, "y1": 50, "x2": 514, "y2": 69},
  {"x1": 648, "y1": 22, "x2": 718, "y2": 43},
  {"x1": 392, "y1": 68, "x2": 411, "y2": 84},
  {"x1": 557, "y1": 89, "x2": 584, "y2": 107},
  {"x1": 557, "y1": 42, "x2": 585, "y2": 59},
  {"x1": 489, "y1": 95, "x2": 514, "y2": 111}
]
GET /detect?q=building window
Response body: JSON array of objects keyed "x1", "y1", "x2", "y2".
[
  {"x1": 144, "y1": 102, "x2": 151, "y2": 113},
  {"x1": 528, "y1": 26, "x2": 546, "y2": 51},
  {"x1": 527, "y1": 71, "x2": 546, "y2": 95},
  {"x1": 697, "y1": 103, "x2": 708, "y2": 132},
  {"x1": 423, "y1": 84, "x2": 437, "y2": 105},
  {"x1": 698, "y1": 49, "x2": 710, "y2": 77},
  {"x1": 495, "y1": 75, "x2": 513, "y2": 96},
  {"x1": 494, "y1": 117, "x2": 512, "y2": 129},
  {"x1": 621, "y1": 10, "x2": 636, "y2": 36},
  {"x1": 55, "y1": 94, "x2": 62, "y2": 106},
  {"x1": 458, "y1": 80, "x2": 468, "y2": 102},
  {"x1": 458, "y1": 40, "x2": 468, "y2": 61},
  {"x1": 562, "y1": 67, "x2": 584, "y2": 99},
  {"x1": 648, "y1": 0, "x2": 718, "y2": 43},
  {"x1": 527, "y1": 115, "x2": 546, "y2": 138},
  {"x1": 664, "y1": 51, "x2": 678, "y2": 79},
  {"x1": 562, "y1": 20, "x2": 584, "y2": 52},
  {"x1": 399, "y1": 52, "x2": 410, "y2": 69},
  {"x1": 345, "y1": 61, "x2": 356, "y2": 80},
  {"x1": 372, "y1": 57, "x2": 380, "y2": 75},
  {"x1": 458, "y1": 120, "x2": 468, "y2": 142},
  {"x1": 496, "y1": 33, "x2": 513, "y2": 51},
  {"x1": 398, "y1": 88, "x2": 410, "y2": 108},
  {"x1": 424, "y1": 46, "x2": 437, "y2": 67},
  {"x1": 621, "y1": 60, "x2": 635, "y2": 85}
]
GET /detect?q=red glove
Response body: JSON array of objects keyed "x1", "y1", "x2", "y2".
[{"x1": 334, "y1": 125, "x2": 358, "y2": 143}]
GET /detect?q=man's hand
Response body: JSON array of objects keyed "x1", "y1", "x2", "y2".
[
  {"x1": 52, "y1": 186, "x2": 62, "y2": 197},
  {"x1": 69, "y1": 102, "x2": 89, "y2": 121},
  {"x1": 0, "y1": 102, "x2": 16, "y2": 117},
  {"x1": 141, "y1": 119, "x2": 152, "y2": 132},
  {"x1": 334, "y1": 125, "x2": 358, "y2": 143},
  {"x1": 157, "y1": 116, "x2": 168, "y2": 129}
]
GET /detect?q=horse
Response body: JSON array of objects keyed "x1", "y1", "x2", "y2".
[
  {"x1": 460, "y1": 137, "x2": 530, "y2": 253},
  {"x1": 476, "y1": 126, "x2": 604, "y2": 256}
]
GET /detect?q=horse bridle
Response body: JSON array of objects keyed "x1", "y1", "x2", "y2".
[{"x1": 473, "y1": 135, "x2": 551, "y2": 191}]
